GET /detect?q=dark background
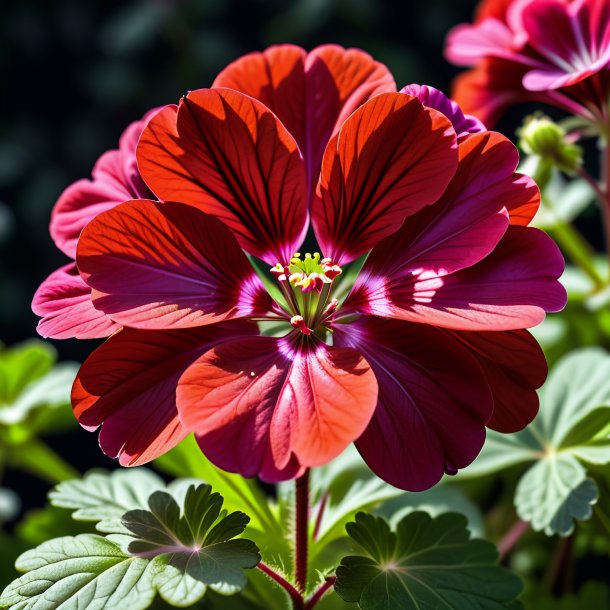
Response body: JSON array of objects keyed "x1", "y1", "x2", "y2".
[{"x1": 0, "y1": 0, "x2": 530, "y2": 488}]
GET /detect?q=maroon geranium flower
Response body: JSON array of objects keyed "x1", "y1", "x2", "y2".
[
  {"x1": 445, "y1": 0, "x2": 610, "y2": 127},
  {"x1": 32, "y1": 111, "x2": 157, "y2": 339},
  {"x1": 38, "y1": 45, "x2": 566, "y2": 491}
]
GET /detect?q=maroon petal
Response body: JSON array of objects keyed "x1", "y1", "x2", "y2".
[
  {"x1": 177, "y1": 335, "x2": 378, "y2": 481},
  {"x1": 77, "y1": 199, "x2": 270, "y2": 330},
  {"x1": 137, "y1": 89, "x2": 307, "y2": 265},
  {"x1": 213, "y1": 44, "x2": 396, "y2": 201},
  {"x1": 50, "y1": 115, "x2": 154, "y2": 259},
  {"x1": 346, "y1": 131, "x2": 539, "y2": 319},
  {"x1": 312, "y1": 92, "x2": 458, "y2": 264},
  {"x1": 356, "y1": 226, "x2": 565, "y2": 331},
  {"x1": 72, "y1": 321, "x2": 256, "y2": 466},
  {"x1": 32, "y1": 263, "x2": 119, "y2": 340},
  {"x1": 335, "y1": 317, "x2": 493, "y2": 491},
  {"x1": 446, "y1": 329, "x2": 546, "y2": 432}
]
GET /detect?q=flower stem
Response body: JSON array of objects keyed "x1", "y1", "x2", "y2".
[
  {"x1": 295, "y1": 470, "x2": 310, "y2": 595},
  {"x1": 550, "y1": 218, "x2": 605, "y2": 290},
  {"x1": 305, "y1": 576, "x2": 337, "y2": 609},
  {"x1": 497, "y1": 519, "x2": 529, "y2": 560},
  {"x1": 602, "y1": 142, "x2": 610, "y2": 280},
  {"x1": 258, "y1": 562, "x2": 303, "y2": 607}
]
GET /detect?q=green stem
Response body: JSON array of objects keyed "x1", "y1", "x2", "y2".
[{"x1": 550, "y1": 218, "x2": 606, "y2": 290}]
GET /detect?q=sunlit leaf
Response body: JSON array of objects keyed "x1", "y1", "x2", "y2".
[
  {"x1": 335, "y1": 512, "x2": 522, "y2": 609},
  {"x1": 0, "y1": 340, "x2": 55, "y2": 407},
  {"x1": 0, "y1": 535, "x2": 155, "y2": 610},
  {"x1": 122, "y1": 484, "x2": 260, "y2": 603},
  {"x1": 50, "y1": 469, "x2": 167, "y2": 533}
]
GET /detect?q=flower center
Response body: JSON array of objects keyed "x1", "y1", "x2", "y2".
[{"x1": 271, "y1": 252, "x2": 342, "y2": 335}]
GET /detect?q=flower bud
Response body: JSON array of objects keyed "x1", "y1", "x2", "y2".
[{"x1": 518, "y1": 115, "x2": 582, "y2": 175}]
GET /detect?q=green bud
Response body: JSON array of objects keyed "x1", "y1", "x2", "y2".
[{"x1": 518, "y1": 115, "x2": 583, "y2": 174}]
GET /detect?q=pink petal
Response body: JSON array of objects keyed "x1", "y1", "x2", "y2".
[
  {"x1": 77, "y1": 199, "x2": 270, "y2": 330},
  {"x1": 446, "y1": 329, "x2": 546, "y2": 432},
  {"x1": 445, "y1": 18, "x2": 517, "y2": 66},
  {"x1": 177, "y1": 335, "x2": 378, "y2": 481},
  {"x1": 335, "y1": 317, "x2": 493, "y2": 491},
  {"x1": 400, "y1": 84, "x2": 487, "y2": 137},
  {"x1": 213, "y1": 44, "x2": 396, "y2": 202},
  {"x1": 137, "y1": 90, "x2": 307, "y2": 265},
  {"x1": 50, "y1": 115, "x2": 154, "y2": 259},
  {"x1": 72, "y1": 321, "x2": 256, "y2": 466},
  {"x1": 312, "y1": 92, "x2": 458, "y2": 264},
  {"x1": 521, "y1": 0, "x2": 610, "y2": 91},
  {"x1": 32, "y1": 262, "x2": 120, "y2": 340}
]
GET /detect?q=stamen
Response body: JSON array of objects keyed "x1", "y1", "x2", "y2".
[{"x1": 290, "y1": 315, "x2": 312, "y2": 335}]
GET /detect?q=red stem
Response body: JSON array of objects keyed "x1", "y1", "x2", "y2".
[
  {"x1": 295, "y1": 470, "x2": 310, "y2": 594},
  {"x1": 258, "y1": 562, "x2": 303, "y2": 607},
  {"x1": 312, "y1": 491, "x2": 329, "y2": 541},
  {"x1": 498, "y1": 520, "x2": 529, "y2": 561},
  {"x1": 305, "y1": 577, "x2": 337, "y2": 609}
]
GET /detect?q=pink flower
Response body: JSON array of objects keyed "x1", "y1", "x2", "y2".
[
  {"x1": 32, "y1": 112, "x2": 157, "y2": 339},
  {"x1": 445, "y1": 0, "x2": 610, "y2": 126},
  {"x1": 41, "y1": 45, "x2": 566, "y2": 491}
]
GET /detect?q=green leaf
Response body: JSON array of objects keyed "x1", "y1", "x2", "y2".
[
  {"x1": 0, "y1": 362, "x2": 78, "y2": 427},
  {"x1": 515, "y1": 458, "x2": 598, "y2": 536},
  {"x1": 154, "y1": 435, "x2": 278, "y2": 539},
  {"x1": 122, "y1": 484, "x2": 260, "y2": 604},
  {"x1": 464, "y1": 348, "x2": 610, "y2": 535},
  {"x1": 0, "y1": 534, "x2": 155, "y2": 610},
  {"x1": 335, "y1": 512, "x2": 522, "y2": 609},
  {"x1": 0, "y1": 340, "x2": 55, "y2": 406},
  {"x1": 50, "y1": 468, "x2": 167, "y2": 533}
]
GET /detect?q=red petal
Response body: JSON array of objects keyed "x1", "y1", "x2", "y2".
[
  {"x1": 177, "y1": 335, "x2": 378, "y2": 481},
  {"x1": 446, "y1": 329, "x2": 546, "y2": 432},
  {"x1": 346, "y1": 131, "x2": 542, "y2": 317},
  {"x1": 50, "y1": 116, "x2": 153, "y2": 259},
  {"x1": 213, "y1": 44, "x2": 396, "y2": 200},
  {"x1": 312, "y1": 92, "x2": 458, "y2": 264},
  {"x1": 363, "y1": 226, "x2": 565, "y2": 331},
  {"x1": 77, "y1": 199, "x2": 269, "y2": 329},
  {"x1": 137, "y1": 90, "x2": 307, "y2": 264},
  {"x1": 335, "y1": 317, "x2": 493, "y2": 491},
  {"x1": 32, "y1": 263, "x2": 119, "y2": 340},
  {"x1": 72, "y1": 321, "x2": 256, "y2": 466}
]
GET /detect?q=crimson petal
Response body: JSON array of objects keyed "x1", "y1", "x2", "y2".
[
  {"x1": 335, "y1": 317, "x2": 493, "y2": 491},
  {"x1": 213, "y1": 44, "x2": 396, "y2": 202},
  {"x1": 446, "y1": 329, "x2": 546, "y2": 432},
  {"x1": 32, "y1": 263, "x2": 119, "y2": 340},
  {"x1": 312, "y1": 92, "x2": 458, "y2": 264},
  {"x1": 355, "y1": 226, "x2": 565, "y2": 331},
  {"x1": 137, "y1": 89, "x2": 307, "y2": 265},
  {"x1": 72, "y1": 321, "x2": 256, "y2": 466},
  {"x1": 177, "y1": 335, "x2": 378, "y2": 481},
  {"x1": 77, "y1": 199, "x2": 269, "y2": 330}
]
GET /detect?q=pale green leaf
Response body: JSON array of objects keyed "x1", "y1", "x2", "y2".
[
  {"x1": 0, "y1": 534, "x2": 155, "y2": 610},
  {"x1": 50, "y1": 469, "x2": 167, "y2": 533},
  {"x1": 335, "y1": 512, "x2": 522, "y2": 609},
  {"x1": 515, "y1": 457, "x2": 598, "y2": 535}
]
